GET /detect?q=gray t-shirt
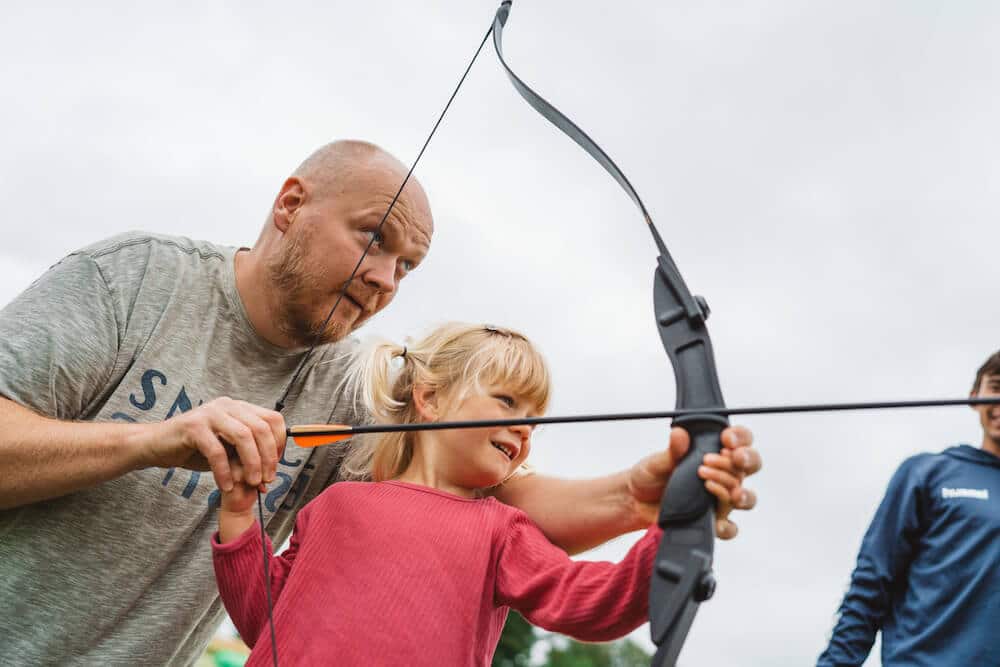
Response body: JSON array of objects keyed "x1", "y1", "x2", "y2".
[{"x1": 0, "y1": 232, "x2": 364, "y2": 665}]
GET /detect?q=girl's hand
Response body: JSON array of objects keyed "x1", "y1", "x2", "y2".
[
  {"x1": 697, "y1": 426, "x2": 761, "y2": 539},
  {"x1": 627, "y1": 426, "x2": 761, "y2": 540},
  {"x1": 217, "y1": 461, "x2": 268, "y2": 543}
]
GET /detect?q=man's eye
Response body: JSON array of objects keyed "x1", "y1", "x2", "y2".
[{"x1": 366, "y1": 230, "x2": 384, "y2": 246}]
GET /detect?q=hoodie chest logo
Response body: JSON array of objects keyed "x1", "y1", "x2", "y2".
[{"x1": 941, "y1": 487, "x2": 989, "y2": 500}]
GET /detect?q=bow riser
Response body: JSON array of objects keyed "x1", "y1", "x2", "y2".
[
  {"x1": 654, "y1": 252, "x2": 729, "y2": 521},
  {"x1": 648, "y1": 252, "x2": 729, "y2": 667}
]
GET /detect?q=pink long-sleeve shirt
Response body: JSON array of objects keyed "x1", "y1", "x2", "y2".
[{"x1": 212, "y1": 480, "x2": 662, "y2": 666}]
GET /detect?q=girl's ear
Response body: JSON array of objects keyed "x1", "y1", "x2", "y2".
[{"x1": 412, "y1": 383, "x2": 439, "y2": 421}]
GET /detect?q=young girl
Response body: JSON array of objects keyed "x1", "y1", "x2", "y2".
[{"x1": 212, "y1": 323, "x2": 739, "y2": 665}]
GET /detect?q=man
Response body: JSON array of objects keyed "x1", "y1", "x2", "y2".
[
  {"x1": 0, "y1": 141, "x2": 761, "y2": 665},
  {"x1": 818, "y1": 351, "x2": 1000, "y2": 666}
]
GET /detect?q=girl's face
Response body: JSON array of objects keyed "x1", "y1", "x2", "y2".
[{"x1": 428, "y1": 384, "x2": 537, "y2": 491}]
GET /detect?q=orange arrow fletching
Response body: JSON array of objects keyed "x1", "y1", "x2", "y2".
[{"x1": 290, "y1": 424, "x2": 353, "y2": 448}]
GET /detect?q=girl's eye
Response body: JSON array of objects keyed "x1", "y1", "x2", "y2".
[
  {"x1": 400, "y1": 259, "x2": 415, "y2": 273},
  {"x1": 495, "y1": 395, "x2": 515, "y2": 408}
]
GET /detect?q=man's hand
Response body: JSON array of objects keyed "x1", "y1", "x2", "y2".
[
  {"x1": 139, "y1": 397, "x2": 286, "y2": 492},
  {"x1": 627, "y1": 425, "x2": 760, "y2": 539}
]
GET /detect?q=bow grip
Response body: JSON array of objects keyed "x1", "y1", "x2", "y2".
[{"x1": 658, "y1": 417, "x2": 726, "y2": 522}]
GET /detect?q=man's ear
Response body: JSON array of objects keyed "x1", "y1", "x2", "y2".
[
  {"x1": 272, "y1": 177, "x2": 306, "y2": 233},
  {"x1": 412, "y1": 384, "x2": 438, "y2": 422}
]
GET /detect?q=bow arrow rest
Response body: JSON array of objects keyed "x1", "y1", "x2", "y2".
[{"x1": 287, "y1": 396, "x2": 1000, "y2": 448}]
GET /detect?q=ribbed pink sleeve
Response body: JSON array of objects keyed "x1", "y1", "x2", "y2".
[
  {"x1": 495, "y1": 513, "x2": 663, "y2": 642},
  {"x1": 211, "y1": 510, "x2": 309, "y2": 646}
]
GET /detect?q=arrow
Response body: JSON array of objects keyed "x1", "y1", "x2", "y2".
[{"x1": 288, "y1": 396, "x2": 1000, "y2": 447}]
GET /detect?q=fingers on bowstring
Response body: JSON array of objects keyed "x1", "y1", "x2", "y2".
[
  {"x1": 247, "y1": 403, "x2": 286, "y2": 483},
  {"x1": 227, "y1": 403, "x2": 279, "y2": 487},
  {"x1": 192, "y1": 423, "x2": 234, "y2": 492}
]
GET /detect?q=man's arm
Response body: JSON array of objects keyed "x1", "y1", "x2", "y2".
[
  {"x1": 492, "y1": 425, "x2": 760, "y2": 554},
  {"x1": 0, "y1": 397, "x2": 147, "y2": 510},
  {"x1": 817, "y1": 457, "x2": 925, "y2": 666},
  {"x1": 0, "y1": 254, "x2": 284, "y2": 510},
  {"x1": 0, "y1": 396, "x2": 285, "y2": 510}
]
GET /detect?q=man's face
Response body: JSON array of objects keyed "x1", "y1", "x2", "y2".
[
  {"x1": 972, "y1": 373, "x2": 1000, "y2": 448},
  {"x1": 269, "y1": 173, "x2": 432, "y2": 346}
]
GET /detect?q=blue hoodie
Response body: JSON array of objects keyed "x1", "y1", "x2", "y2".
[{"x1": 817, "y1": 445, "x2": 1000, "y2": 667}]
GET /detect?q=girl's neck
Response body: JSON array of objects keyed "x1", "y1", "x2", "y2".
[{"x1": 394, "y1": 465, "x2": 477, "y2": 499}]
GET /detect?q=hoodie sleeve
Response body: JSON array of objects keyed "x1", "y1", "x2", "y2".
[
  {"x1": 495, "y1": 511, "x2": 662, "y2": 642},
  {"x1": 817, "y1": 456, "x2": 928, "y2": 666}
]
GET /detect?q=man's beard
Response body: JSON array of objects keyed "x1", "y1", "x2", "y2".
[{"x1": 267, "y1": 233, "x2": 347, "y2": 347}]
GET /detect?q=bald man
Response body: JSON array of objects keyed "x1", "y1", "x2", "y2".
[{"x1": 0, "y1": 141, "x2": 760, "y2": 665}]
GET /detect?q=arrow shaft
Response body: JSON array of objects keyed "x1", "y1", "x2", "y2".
[{"x1": 288, "y1": 396, "x2": 1000, "y2": 440}]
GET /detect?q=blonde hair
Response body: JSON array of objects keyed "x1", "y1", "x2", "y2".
[{"x1": 338, "y1": 323, "x2": 551, "y2": 482}]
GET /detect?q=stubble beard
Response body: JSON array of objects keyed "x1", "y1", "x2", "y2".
[{"x1": 268, "y1": 233, "x2": 347, "y2": 347}]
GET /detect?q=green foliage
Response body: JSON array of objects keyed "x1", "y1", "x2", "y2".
[
  {"x1": 493, "y1": 612, "x2": 651, "y2": 667},
  {"x1": 546, "y1": 637, "x2": 651, "y2": 667},
  {"x1": 493, "y1": 612, "x2": 536, "y2": 667}
]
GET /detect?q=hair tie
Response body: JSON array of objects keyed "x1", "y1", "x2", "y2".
[{"x1": 400, "y1": 345, "x2": 407, "y2": 359}]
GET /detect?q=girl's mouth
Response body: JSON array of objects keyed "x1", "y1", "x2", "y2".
[{"x1": 491, "y1": 441, "x2": 515, "y2": 460}]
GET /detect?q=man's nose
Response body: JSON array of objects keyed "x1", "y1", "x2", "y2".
[{"x1": 361, "y1": 255, "x2": 396, "y2": 294}]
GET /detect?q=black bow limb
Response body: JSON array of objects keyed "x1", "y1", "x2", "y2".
[{"x1": 493, "y1": 3, "x2": 726, "y2": 665}]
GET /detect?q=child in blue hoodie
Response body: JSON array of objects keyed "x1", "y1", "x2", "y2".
[{"x1": 818, "y1": 351, "x2": 1000, "y2": 666}]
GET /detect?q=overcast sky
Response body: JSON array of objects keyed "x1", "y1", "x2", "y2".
[{"x1": 2, "y1": 1, "x2": 998, "y2": 665}]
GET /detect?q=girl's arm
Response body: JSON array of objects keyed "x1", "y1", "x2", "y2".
[
  {"x1": 218, "y1": 478, "x2": 260, "y2": 544},
  {"x1": 212, "y1": 480, "x2": 307, "y2": 645},
  {"x1": 492, "y1": 426, "x2": 760, "y2": 554},
  {"x1": 494, "y1": 511, "x2": 662, "y2": 641},
  {"x1": 492, "y1": 470, "x2": 638, "y2": 554}
]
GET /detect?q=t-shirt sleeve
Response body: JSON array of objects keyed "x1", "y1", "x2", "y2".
[
  {"x1": 495, "y1": 511, "x2": 662, "y2": 642},
  {"x1": 0, "y1": 253, "x2": 120, "y2": 419},
  {"x1": 817, "y1": 457, "x2": 927, "y2": 666}
]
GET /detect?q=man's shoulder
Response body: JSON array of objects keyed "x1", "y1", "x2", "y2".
[
  {"x1": 67, "y1": 231, "x2": 236, "y2": 298},
  {"x1": 74, "y1": 231, "x2": 232, "y2": 266},
  {"x1": 887, "y1": 450, "x2": 958, "y2": 494},
  {"x1": 894, "y1": 451, "x2": 941, "y2": 478}
]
